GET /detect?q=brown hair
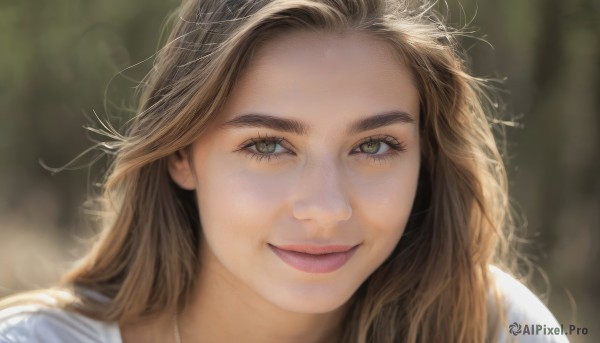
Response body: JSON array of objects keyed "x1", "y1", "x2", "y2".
[{"x1": 4, "y1": 0, "x2": 518, "y2": 342}]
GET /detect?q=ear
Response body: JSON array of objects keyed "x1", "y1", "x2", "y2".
[{"x1": 167, "y1": 149, "x2": 196, "y2": 190}]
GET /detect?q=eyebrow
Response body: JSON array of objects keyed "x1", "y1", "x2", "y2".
[
  {"x1": 221, "y1": 113, "x2": 307, "y2": 135},
  {"x1": 348, "y1": 111, "x2": 415, "y2": 134},
  {"x1": 220, "y1": 110, "x2": 415, "y2": 135}
]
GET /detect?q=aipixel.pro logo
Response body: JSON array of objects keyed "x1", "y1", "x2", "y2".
[
  {"x1": 508, "y1": 322, "x2": 588, "y2": 336},
  {"x1": 508, "y1": 322, "x2": 522, "y2": 335}
]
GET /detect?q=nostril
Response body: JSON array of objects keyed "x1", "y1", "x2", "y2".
[{"x1": 292, "y1": 197, "x2": 352, "y2": 227}]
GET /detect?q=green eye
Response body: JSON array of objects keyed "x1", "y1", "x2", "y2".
[
  {"x1": 238, "y1": 136, "x2": 294, "y2": 163},
  {"x1": 360, "y1": 141, "x2": 380, "y2": 154},
  {"x1": 255, "y1": 140, "x2": 277, "y2": 154}
]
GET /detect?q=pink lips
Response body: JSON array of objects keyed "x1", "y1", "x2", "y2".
[{"x1": 269, "y1": 244, "x2": 359, "y2": 273}]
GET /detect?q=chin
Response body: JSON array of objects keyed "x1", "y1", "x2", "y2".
[{"x1": 262, "y1": 283, "x2": 355, "y2": 314}]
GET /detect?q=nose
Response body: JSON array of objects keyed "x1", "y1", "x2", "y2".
[{"x1": 292, "y1": 158, "x2": 352, "y2": 228}]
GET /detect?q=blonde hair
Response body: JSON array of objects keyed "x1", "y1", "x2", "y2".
[{"x1": 3, "y1": 0, "x2": 518, "y2": 342}]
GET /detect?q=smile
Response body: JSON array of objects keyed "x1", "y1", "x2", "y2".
[{"x1": 268, "y1": 244, "x2": 360, "y2": 273}]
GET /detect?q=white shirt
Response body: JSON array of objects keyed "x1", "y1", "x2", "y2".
[
  {"x1": 0, "y1": 266, "x2": 569, "y2": 343},
  {"x1": 490, "y1": 266, "x2": 570, "y2": 343},
  {"x1": 0, "y1": 304, "x2": 120, "y2": 343}
]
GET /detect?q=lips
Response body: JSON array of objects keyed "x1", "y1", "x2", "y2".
[{"x1": 269, "y1": 244, "x2": 359, "y2": 273}]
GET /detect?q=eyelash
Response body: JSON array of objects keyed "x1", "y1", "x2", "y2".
[
  {"x1": 236, "y1": 134, "x2": 407, "y2": 164},
  {"x1": 351, "y1": 135, "x2": 407, "y2": 162},
  {"x1": 237, "y1": 134, "x2": 293, "y2": 163}
]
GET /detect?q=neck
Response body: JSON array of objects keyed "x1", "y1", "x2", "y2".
[{"x1": 178, "y1": 247, "x2": 351, "y2": 343}]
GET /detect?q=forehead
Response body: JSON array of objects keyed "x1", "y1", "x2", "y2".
[
  {"x1": 244, "y1": 30, "x2": 414, "y2": 88},
  {"x1": 250, "y1": 30, "x2": 405, "y2": 72},
  {"x1": 214, "y1": 30, "x2": 419, "y2": 127}
]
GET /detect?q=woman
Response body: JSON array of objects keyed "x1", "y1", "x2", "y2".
[{"x1": 0, "y1": 0, "x2": 567, "y2": 342}]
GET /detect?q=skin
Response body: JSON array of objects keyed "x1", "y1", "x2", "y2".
[{"x1": 122, "y1": 30, "x2": 421, "y2": 343}]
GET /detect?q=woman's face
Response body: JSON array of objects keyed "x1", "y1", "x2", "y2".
[{"x1": 169, "y1": 31, "x2": 421, "y2": 313}]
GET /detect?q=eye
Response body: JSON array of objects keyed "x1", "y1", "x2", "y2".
[
  {"x1": 254, "y1": 140, "x2": 279, "y2": 154},
  {"x1": 237, "y1": 135, "x2": 294, "y2": 163},
  {"x1": 247, "y1": 138, "x2": 289, "y2": 155},
  {"x1": 350, "y1": 135, "x2": 406, "y2": 161},
  {"x1": 352, "y1": 136, "x2": 405, "y2": 154},
  {"x1": 358, "y1": 140, "x2": 389, "y2": 154}
]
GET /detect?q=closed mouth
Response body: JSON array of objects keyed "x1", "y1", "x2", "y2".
[{"x1": 268, "y1": 243, "x2": 360, "y2": 273}]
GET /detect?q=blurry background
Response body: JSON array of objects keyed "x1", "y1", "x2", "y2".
[{"x1": 0, "y1": 0, "x2": 598, "y2": 341}]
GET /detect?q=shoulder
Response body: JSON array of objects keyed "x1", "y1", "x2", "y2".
[
  {"x1": 489, "y1": 265, "x2": 570, "y2": 343},
  {"x1": 0, "y1": 304, "x2": 121, "y2": 343}
]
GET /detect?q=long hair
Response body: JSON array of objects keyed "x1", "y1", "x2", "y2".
[{"x1": 12, "y1": 0, "x2": 517, "y2": 342}]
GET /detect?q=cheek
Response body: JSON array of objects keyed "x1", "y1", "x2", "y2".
[
  {"x1": 353, "y1": 160, "x2": 421, "y2": 247},
  {"x1": 194, "y1": 157, "x2": 289, "y2": 242}
]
